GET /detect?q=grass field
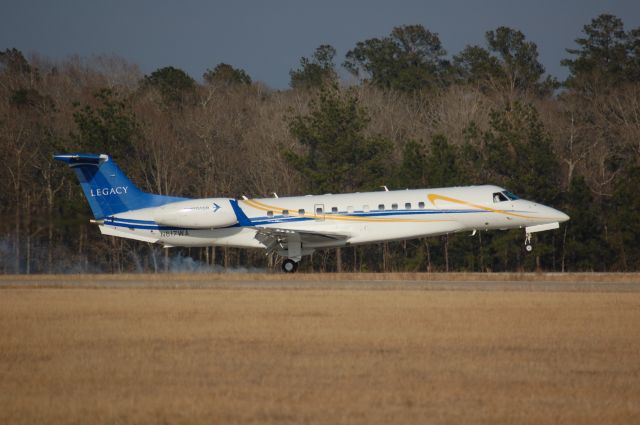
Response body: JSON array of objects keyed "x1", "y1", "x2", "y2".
[{"x1": 1, "y1": 277, "x2": 640, "y2": 424}]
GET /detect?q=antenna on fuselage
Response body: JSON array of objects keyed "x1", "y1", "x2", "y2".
[
  {"x1": 380, "y1": 185, "x2": 389, "y2": 192},
  {"x1": 272, "y1": 192, "x2": 279, "y2": 198}
]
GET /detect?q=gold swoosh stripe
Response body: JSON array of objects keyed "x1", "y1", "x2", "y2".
[
  {"x1": 426, "y1": 194, "x2": 553, "y2": 220},
  {"x1": 241, "y1": 199, "x2": 452, "y2": 223}
]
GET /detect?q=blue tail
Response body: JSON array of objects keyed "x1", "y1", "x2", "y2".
[{"x1": 54, "y1": 153, "x2": 187, "y2": 219}]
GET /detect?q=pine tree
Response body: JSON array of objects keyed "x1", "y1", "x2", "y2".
[{"x1": 285, "y1": 85, "x2": 392, "y2": 193}]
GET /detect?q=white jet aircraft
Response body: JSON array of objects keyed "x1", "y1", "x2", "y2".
[{"x1": 55, "y1": 153, "x2": 569, "y2": 272}]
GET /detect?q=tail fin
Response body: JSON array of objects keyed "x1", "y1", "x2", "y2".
[{"x1": 54, "y1": 153, "x2": 187, "y2": 219}]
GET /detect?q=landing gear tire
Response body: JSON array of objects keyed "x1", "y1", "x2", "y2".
[
  {"x1": 525, "y1": 244, "x2": 533, "y2": 252},
  {"x1": 282, "y1": 259, "x2": 299, "y2": 273}
]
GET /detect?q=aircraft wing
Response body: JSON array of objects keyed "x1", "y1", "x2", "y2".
[{"x1": 253, "y1": 226, "x2": 350, "y2": 253}]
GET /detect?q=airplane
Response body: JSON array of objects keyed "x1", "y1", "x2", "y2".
[{"x1": 54, "y1": 153, "x2": 570, "y2": 273}]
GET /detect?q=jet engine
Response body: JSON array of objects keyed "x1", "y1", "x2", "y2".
[{"x1": 153, "y1": 198, "x2": 238, "y2": 229}]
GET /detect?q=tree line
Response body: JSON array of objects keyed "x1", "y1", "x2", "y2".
[{"x1": 1, "y1": 13, "x2": 639, "y2": 273}]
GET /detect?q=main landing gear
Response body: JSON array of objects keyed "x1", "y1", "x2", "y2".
[
  {"x1": 281, "y1": 232, "x2": 301, "y2": 273},
  {"x1": 282, "y1": 259, "x2": 299, "y2": 273},
  {"x1": 524, "y1": 232, "x2": 533, "y2": 253}
]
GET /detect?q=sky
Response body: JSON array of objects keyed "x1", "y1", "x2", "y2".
[{"x1": 2, "y1": 0, "x2": 640, "y2": 89}]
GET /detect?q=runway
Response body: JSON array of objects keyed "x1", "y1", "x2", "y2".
[{"x1": 1, "y1": 272, "x2": 638, "y2": 292}]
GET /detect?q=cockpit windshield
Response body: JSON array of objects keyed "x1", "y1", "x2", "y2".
[
  {"x1": 503, "y1": 191, "x2": 519, "y2": 200},
  {"x1": 492, "y1": 191, "x2": 520, "y2": 203}
]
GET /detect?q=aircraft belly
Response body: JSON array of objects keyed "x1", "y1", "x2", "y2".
[
  {"x1": 263, "y1": 217, "x2": 469, "y2": 245},
  {"x1": 347, "y1": 221, "x2": 466, "y2": 244},
  {"x1": 467, "y1": 211, "x2": 525, "y2": 230}
]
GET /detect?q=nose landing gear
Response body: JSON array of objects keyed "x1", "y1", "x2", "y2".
[{"x1": 524, "y1": 232, "x2": 533, "y2": 252}]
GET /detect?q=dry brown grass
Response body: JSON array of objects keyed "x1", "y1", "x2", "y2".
[{"x1": 1, "y1": 286, "x2": 640, "y2": 424}]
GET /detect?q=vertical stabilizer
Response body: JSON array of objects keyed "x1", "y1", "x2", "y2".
[{"x1": 54, "y1": 153, "x2": 186, "y2": 219}]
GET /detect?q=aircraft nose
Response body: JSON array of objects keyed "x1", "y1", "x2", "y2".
[{"x1": 552, "y1": 208, "x2": 570, "y2": 223}]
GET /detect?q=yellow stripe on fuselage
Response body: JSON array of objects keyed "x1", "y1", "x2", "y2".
[
  {"x1": 242, "y1": 199, "x2": 452, "y2": 223},
  {"x1": 426, "y1": 193, "x2": 551, "y2": 220}
]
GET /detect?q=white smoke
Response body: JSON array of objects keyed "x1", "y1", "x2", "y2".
[
  {"x1": 131, "y1": 247, "x2": 266, "y2": 274},
  {"x1": 0, "y1": 237, "x2": 265, "y2": 274},
  {"x1": 167, "y1": 253, "x2": 266, "y2": 273},
  {"x1": 0, "y1": 237, "x2": 102, "y2": 274}
]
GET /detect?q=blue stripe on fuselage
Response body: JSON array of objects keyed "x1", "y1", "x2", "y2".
[{"x1": 104, "y1": 208, "x2": 507, "y2": 231}]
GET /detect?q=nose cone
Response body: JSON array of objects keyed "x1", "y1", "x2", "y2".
[
  {"x1": 550, "y1": 207, "x2": 570, "y2": 223},
  {"x1": 525, "y1": 200, "x2": 570, "y2": 223},
  {"x1": 559, "y1": 211, "x2": 570, "y2": 222}
]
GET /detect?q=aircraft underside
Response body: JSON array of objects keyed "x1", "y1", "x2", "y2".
[{"x1": 99, "y1": 217, "x2": 515, "y2": 272}]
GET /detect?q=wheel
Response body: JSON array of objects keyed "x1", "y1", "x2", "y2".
[
  {"x1": 525, "y1": 244, "x2": 533, "y2": 252},
  {"x1": 282, "y1": 259, "x2": 299, "y2": 273}
]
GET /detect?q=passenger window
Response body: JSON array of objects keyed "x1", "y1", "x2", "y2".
[
  {"x1": 267, "y1": 211, "x2": 274, "y2": 218},
  {"x1": 493, "y1": 192, "x2": 508, "y2": 203},
  {"x1": 392, "y1": 203, "x2": 398, "y2": 210},
  {"x1": 405, "y1": 202, "x2": 412, "y2": 209},
  {"x1": 378, "y1": 204, "x2": 385, "y2": 211},
  {"x1": 316, "y1": 207, "x2": 323, "y2": 214},
  {"x1": 418, "y1": 202, "x2": 425, "y2": 209},
  {"x1": 331, "y1": 207, "x2": 338, "y2": 213},
  {"x1": 298, "y1": 208, "x2": 305, "y2": 215},
  {"x1": 282, "y1": 209, "x2": 289, "y2": 217}
]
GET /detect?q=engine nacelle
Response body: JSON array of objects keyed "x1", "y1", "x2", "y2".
[{"x1": 153, "y1": 198, "x2": 238, "y2": 229}]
